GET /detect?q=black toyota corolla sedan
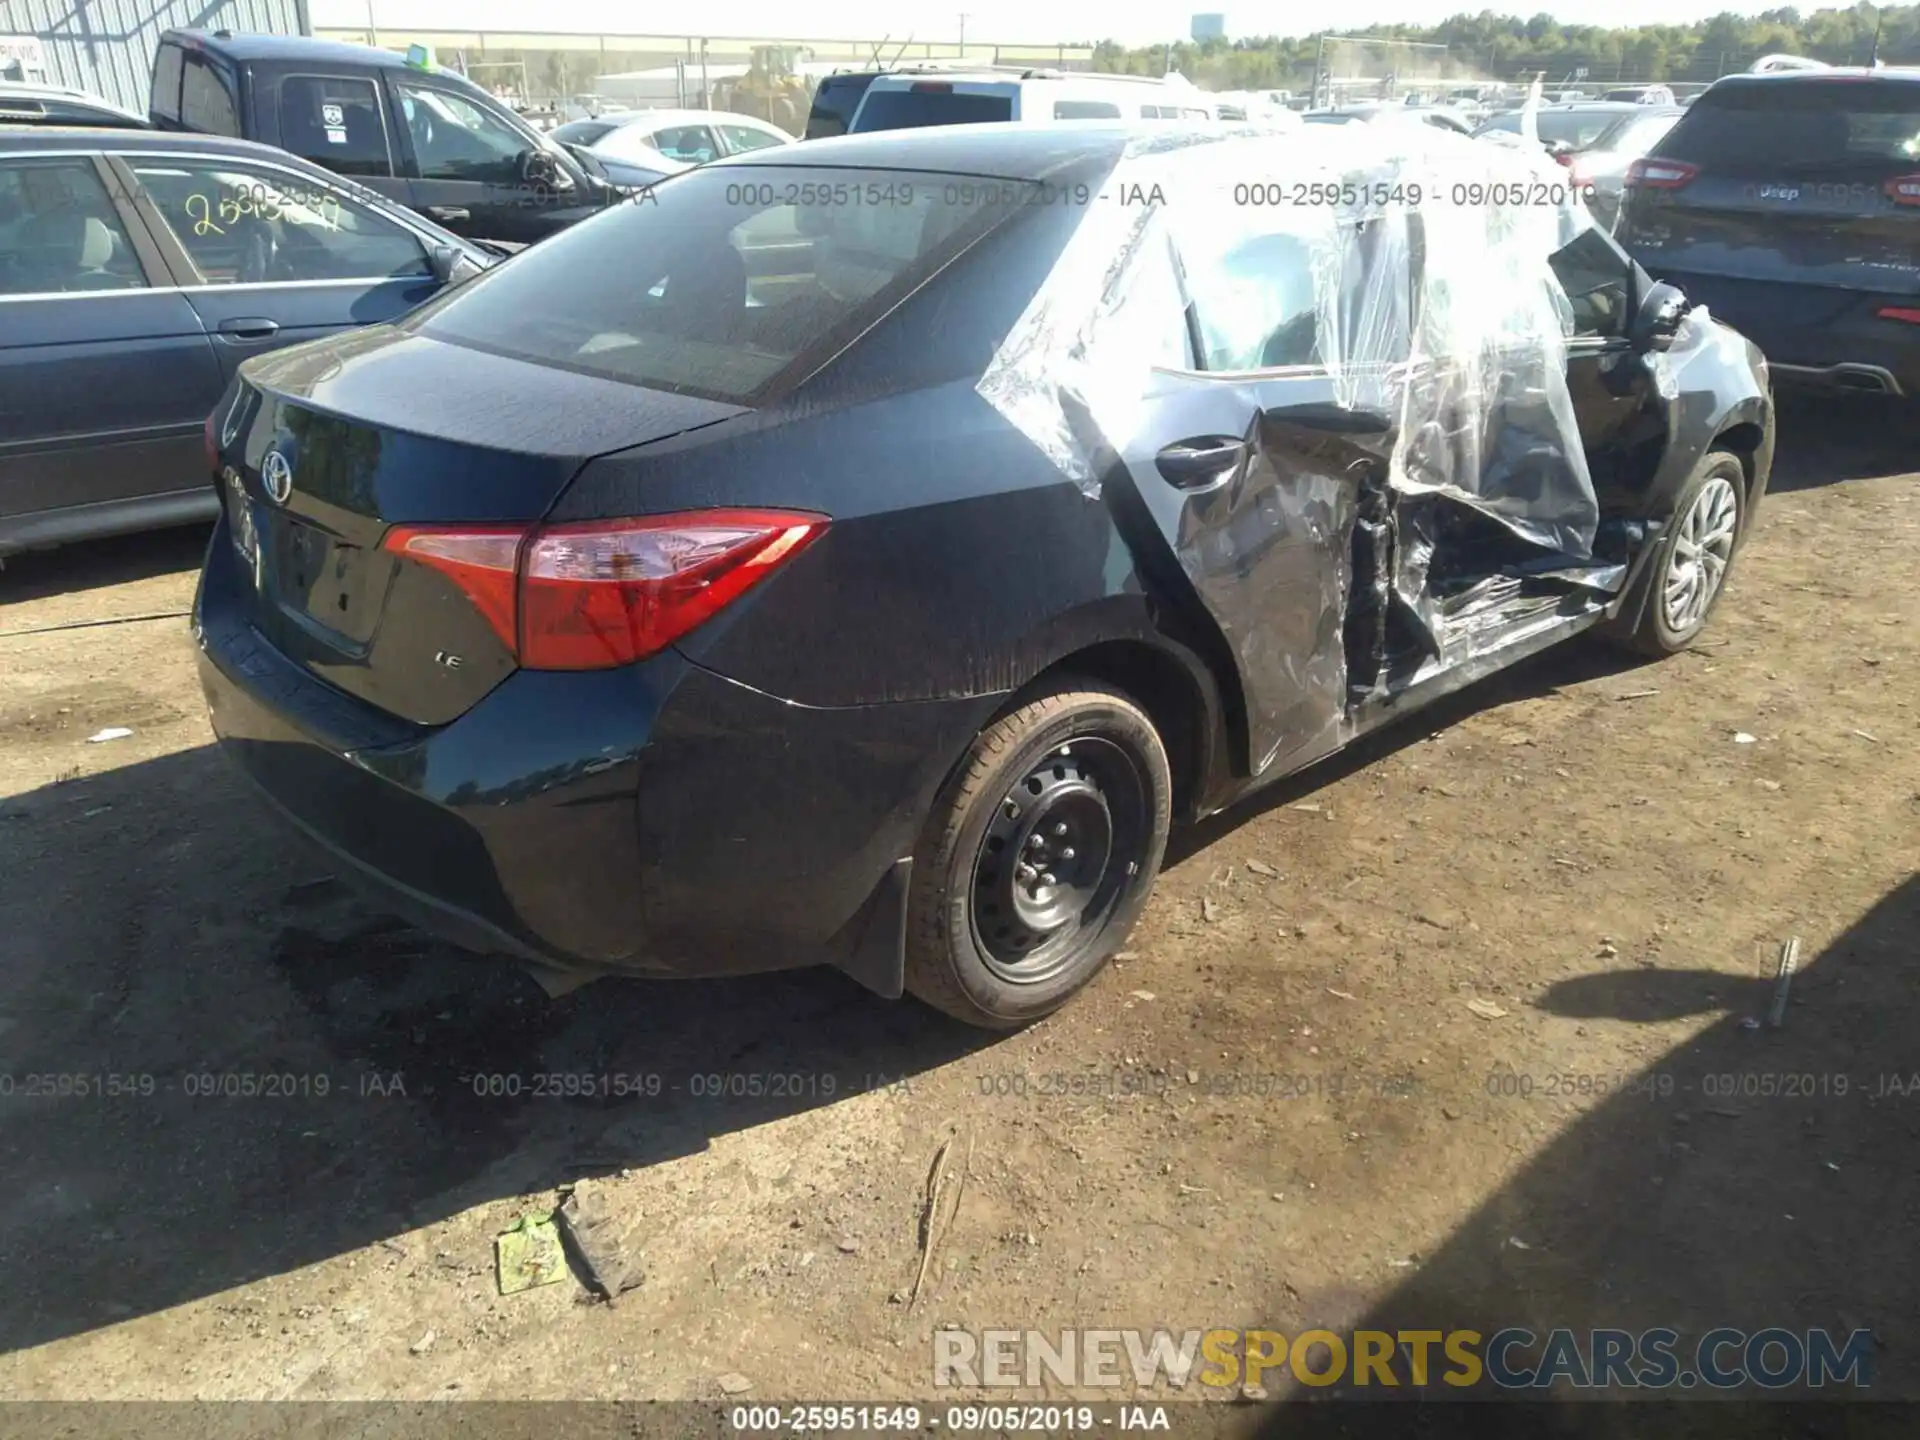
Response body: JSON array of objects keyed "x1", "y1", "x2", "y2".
[{"x1": 196, "y1": 122, "x2": 1774, "y2": 1029}]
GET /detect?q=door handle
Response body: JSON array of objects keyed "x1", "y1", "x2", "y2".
[
  {"x1": 216, "y1": 317, "x2": 280, "y2": 340},
  {"x1": 1156, "y1": 436, "x2": 1249, "y2": 489},
  {"x1": 425, "y1": 206, "x2": 472, "y2": 223}
]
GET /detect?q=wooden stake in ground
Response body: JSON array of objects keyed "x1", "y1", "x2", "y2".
[
  {"x1": 1767, "y1": 936, "x2": 1801, "y2": 1029},
  {"x1": 910, "y1": 1133, "x2": 969, "y2": 1311}
]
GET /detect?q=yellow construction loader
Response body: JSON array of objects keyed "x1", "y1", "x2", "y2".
[{"x1": 716, "y1": 45, "x2": 811, "y2": 135}]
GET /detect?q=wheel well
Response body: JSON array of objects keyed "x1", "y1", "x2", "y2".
[
  {"x1": 1714, "y1": 422, "x2": 1766, "y2": 505},
  {"x1": 1031, "y1": 640, "x2": 1210, "y2": 819}
]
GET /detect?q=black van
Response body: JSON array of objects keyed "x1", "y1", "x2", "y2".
[{"x1": 149, "y1": 30, "x2": 624, "y2": 245}]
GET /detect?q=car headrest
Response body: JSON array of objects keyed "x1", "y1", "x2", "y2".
[{"x1": 76, "y1": 214, "x2": 115, "y2": 271}]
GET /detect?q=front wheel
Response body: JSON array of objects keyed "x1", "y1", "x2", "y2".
[
  {"x1": 903, "y1": 679, "x2": 1172, "y2": 1029},
  {"x1": 1613, "y1": 450, "x2": 1747, "y2": 658}
]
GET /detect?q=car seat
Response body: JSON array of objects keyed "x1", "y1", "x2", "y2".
[{"x1": 30, "y1": 212, "x2": 131, "y2": 290}]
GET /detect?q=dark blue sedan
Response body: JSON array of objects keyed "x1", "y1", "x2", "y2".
[
  {"x1": 0, "y1": 128, "x2": 492, "y2": 556},
  {"x1": 196, "y1": 123, "x2": 1773, "y2": 1029}
]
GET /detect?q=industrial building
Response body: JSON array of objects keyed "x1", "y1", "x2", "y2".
[{"x1": 1, "y1": 0, "x2": 308, "y2": 114}]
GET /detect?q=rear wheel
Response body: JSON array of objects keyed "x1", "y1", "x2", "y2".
[
  {"x1": 1613, "y1": 450, "x2": 1746, "y2": 658},
  {"x1": 904, "y1": 679, "x2": 1172, "y2": 1029}
]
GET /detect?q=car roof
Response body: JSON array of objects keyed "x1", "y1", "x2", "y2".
[
  {"x1": 729, "y1": 122, "x2": 1158, "y2": 178},
  {"x1": 863, "y1": 70, "x2": 1168, "y2": 90},
  {"x1": 1706, "y1": 66, "x2": 1920, "y2": 89},
  {"x1": 164, "y1": 28, "x2": 416, "y2": 69},
  {"x1": 617, "y1": 108, "x2": 787, "y2": 132},
  {"x1": 0, "y1": 124, "x2": 371, "y2": 167}
]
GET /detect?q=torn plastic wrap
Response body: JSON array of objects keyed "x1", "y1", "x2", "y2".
[
  {"x1": 975, "y1": 123, "x2": 1605, "y2": 774},
  {"x1": 977, "y1": 122, "x2": 1601, "y2": 551}
]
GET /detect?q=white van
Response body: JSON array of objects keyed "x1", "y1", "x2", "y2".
[{"x1": 848, "y1": 70, "x2": 1213, "y2": 133}]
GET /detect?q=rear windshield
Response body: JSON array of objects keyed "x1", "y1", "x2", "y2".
[
  {"x1": 1479, "y1": 110, "x2": 1629, "y2": 148},
  {"x1": 414, "y1": 166, "x2": 1019, "y2": 403},
  {"x1": 1657, "y1": 79, "x2": 1920, "y2": 174},
  {"x1": 806, "y1": 76, "x2": 872, "y2": 139},
  {"x1": 851, "y1": 88, "x2": 1013, "y2": 132}
]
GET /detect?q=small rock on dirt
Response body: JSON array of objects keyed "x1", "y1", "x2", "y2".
[
  {"x1": 1246, "y1": 860, "x2": 1279, "y2": 878},
  {"x1": 409, "y1": 1330, "x2": 435, "y2": 1355},
  {"x1": 717, "y1": 1373, "x2": 753, "y2": 1396},
  {"x1": 1201, "y1": 898, "x2": 1221, "y2": 923},
  {"x1": 836, "y1": 1238, "x2": 860, "y2": 1254},
  {"x1": 1466, "y1": 999, "x2": 1509, "y2": 1020}
]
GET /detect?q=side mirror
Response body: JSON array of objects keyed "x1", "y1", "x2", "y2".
[
  {"x1": 518, "y1": 147, "x2": 559, "y2": 187},
  {"x1": 1629, "y1": 280, "x2": 1690, "y2": 354},
  {"x1": 429, "y1": 244, "x2": 488, "y2": 288}
]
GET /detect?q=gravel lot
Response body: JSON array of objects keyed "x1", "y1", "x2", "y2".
[{"x1": 2, "y1": 393, "x2": 1917, "y2": 1417}]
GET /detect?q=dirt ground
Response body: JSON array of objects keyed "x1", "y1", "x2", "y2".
[{"x1": 1, "y1": 392, "x2": 1917, "y2": 1422}]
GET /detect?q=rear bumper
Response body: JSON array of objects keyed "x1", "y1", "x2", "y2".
[{"x1": 195, "y1": 516, "x2": 994, "y2": 983}]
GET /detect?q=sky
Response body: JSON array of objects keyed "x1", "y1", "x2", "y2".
[{"x1": 311, "y1": 0, "x2": 1802, "y2": 50}]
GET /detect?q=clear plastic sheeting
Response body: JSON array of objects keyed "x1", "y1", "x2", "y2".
[{"x1": 977, "y1": 120, "x2": 1602, "y2": 558}]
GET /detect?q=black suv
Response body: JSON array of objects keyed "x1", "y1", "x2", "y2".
[
  {"x1": 149, "y1": 30, "x2": 625, "y2": 245},
  {"x1": 1617, "y1": 68, "x2": 1920, "y2": 400}
]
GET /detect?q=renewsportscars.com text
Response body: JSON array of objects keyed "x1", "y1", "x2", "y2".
[{"x1": 933, "y1": 1327, "x2": 1874, "y2": 1392}]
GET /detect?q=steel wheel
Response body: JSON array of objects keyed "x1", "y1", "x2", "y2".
[
  {"x1": 1661, "y1": 473, "x2": 1739, "y2": 634},
  {"x1": 968, "y1": 737, "x2": 1150, "y2": 986}
]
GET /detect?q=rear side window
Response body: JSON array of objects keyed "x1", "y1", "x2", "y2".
[
  {"x1": 415, "y1": 165, "x2": 1019, "y2": 402},
  {"x1": 806, "y1": 77, "x2": 871, "y2": 139},
  {"x1": 279, "y1": 76, "x2": 393, "y2": 177},
  {"x1": 648, "y1": 124, "x2": 718, "y2": 163},
  {"x1": 180, "y1": 53, "x2": 240, "y2": 136},
  {"x1": 851, "y1": 88, "x2": 1013, "y2": 132},
  {"x1": 1611, "y1": 112, "x2": 1679, "y2": 156},
  {"x1": 151, "y1": 41, "x2": 185, "y2": 122},
  {"x1": 0, "y1": 159, "x2": 148, "y2": 295},
  {"x1": 1182, "y1": 226, "x2": 1323, "y2": 370},
  {"x1": 1055, "y1": 100, "x2": 1121, "y2": 119},
  {"x1": 1658, "y1": 80, "x2": 1920, "y2": 174},
  {"x1": 720, "y1": 122, "x2": 786, "y2": 153}
]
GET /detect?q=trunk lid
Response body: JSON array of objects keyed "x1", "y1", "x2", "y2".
[{"x1": 221, "y1": 326, "x2": 749, "y2": 725}]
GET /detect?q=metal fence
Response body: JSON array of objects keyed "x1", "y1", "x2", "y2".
[{"x1": 311, "y1": 27, "x2": 1097, "y2": 110}]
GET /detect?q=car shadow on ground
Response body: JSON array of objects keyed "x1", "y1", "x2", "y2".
[
  {"x1": 0, "y1": 524, "x2": 212, "y2": 607},
  {"x1": 1768, "y1": 391, "x2": 1920, "y2": 496},
  {"x1": 1168, "y1": 635, "x2": 1649, "y2": 867},
  {"x1": 0, "y1": 742, "x2": 986, "y2": 1355},
  {"x1": 1250, "y1": 874, "x2": 1920, "y2": 1437}
]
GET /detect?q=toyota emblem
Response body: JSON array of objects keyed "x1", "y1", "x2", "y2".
[{"x1": 261, "y1": 448, "x2": 293, "y2": 505}]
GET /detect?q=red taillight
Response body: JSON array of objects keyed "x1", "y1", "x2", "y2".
[
  {"x1": 1885, "y1": 174, "x2": 1920, "y2": 206},
  {"x1": 383, "y1": 526, "x2": 526, "y2": 652},
  {"x1": 1878, "y1": 306, "x2": 1920, "y2": 325},
  {"x1": 382, "y1": 510, "x2": 829, "y2": 671},
  {"x1": 1626, "y1": 157, "x2": 1698, "y2": 190}
]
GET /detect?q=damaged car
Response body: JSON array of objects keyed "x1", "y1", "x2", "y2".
[{"x1": 195, "y1": 122, "x2": 1773, "y2": 1029}]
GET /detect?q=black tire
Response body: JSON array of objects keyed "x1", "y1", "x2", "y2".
[
  {"x1": 1610, "y1": 450, "x2": 1747, "y2": 659},
  {"x1": 903, "y1": 678, "x2": 1172, "y2": 1030}
]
